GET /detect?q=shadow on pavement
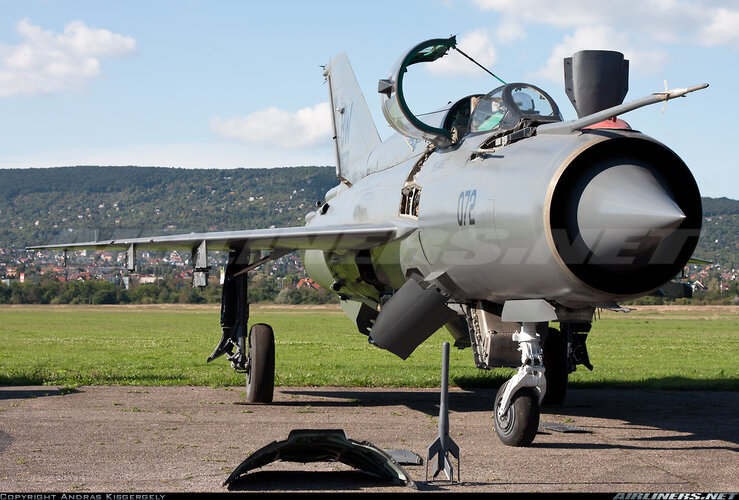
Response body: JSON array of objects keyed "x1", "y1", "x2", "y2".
[
  {"x1": 226, "y1": 470, "x2": 409, "y2": 492},
  {"x1": 550, "y1": 389, "x2": 739, "y2": 449},
  {"x1": 0, "y1": 387, "x2": 78, "y2": 400},
  {"x1": 279, "y1": 387, "x2": 495, "y2": 416},
  {"x1": 0, "y1": 430, "x2": 12, "y2": 454},
  {"x1": 279, "y1": 387, "x2": 739, "y2": 451}
]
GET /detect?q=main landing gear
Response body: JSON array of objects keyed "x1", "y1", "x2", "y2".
[
  {"x1": 542, "y1": 326, "x2": 568, "y2": 405},
  {"x1": 541, "y1": 321, "x2": 596, "y2": 406},
  {"x1": 207, "y1": 254, "x2": 276, "y2": 403},
  {"x1": 245, "y1": 324, "x2": 275, "y2": 403}
]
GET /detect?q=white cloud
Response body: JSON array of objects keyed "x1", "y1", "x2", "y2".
[
  {"x1": 472, "y1": 0, "x2": 739, "y2": 81},
  {"x1": 210, "y1": 102, "x2": 333, "y2": 149},
  {"x1": 0, "y1": 19, "x2": 136, "y2": 97},
  {"x1": 534, "y1": 26, "x2": 668, "y2": 82},
  {"x1": 698, "y1": 7, "x2": 739, "y2": 47},
  {"x1": 472, "y1": 0, "x2": 739, "y2": 49},
  {"x1": 494, "y1": 20, "x2": 526, "y2": 45},
  {"x1": 473, "y1": 0, "x2": 610, "y2": 28},
  {"x1": 426, "y1": 29, "x2": 497, "y2": 76},
  {"x1": 471, "y1": 0, "x2": 689, "y2": 33}
]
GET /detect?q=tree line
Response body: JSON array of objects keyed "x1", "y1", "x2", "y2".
[
  {"x1": 3, "y1": 275, "x2": 735, "y2": 306},
  {"x1": 0, "y1": 276, "x2": 338, "y2": 305}
]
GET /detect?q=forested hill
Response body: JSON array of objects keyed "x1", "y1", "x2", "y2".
[
  {"x1": 1, "y1": 166, "x2": 737, "y2": 269},
  {"x1": 1, "y1": 166, "x2": 337, "y2": 249},
  {"x1": 698, "y1": 197, "x2": 739, "y2": 269}
]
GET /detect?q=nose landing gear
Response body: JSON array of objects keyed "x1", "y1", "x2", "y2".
[
  {"x1": 493, "y1": 322, "x2": 546, "y2": 447},
  {"x1": 494, "y1": 383, "x2": 540, "y2": 447}
]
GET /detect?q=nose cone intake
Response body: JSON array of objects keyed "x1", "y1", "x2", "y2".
[
  {"x1": 577, "y1": 164, "x2": 686, "y2": 264},
  {"x1": 548, "y1": 137, "x2": 702, "y2": 296}
]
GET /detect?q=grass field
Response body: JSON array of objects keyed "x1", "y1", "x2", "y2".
[{"x1": 0, "y1": 304, "x2": 737, "y2": 390}]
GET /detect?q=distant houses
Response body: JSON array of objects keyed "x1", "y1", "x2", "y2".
[{"x1": 297, "y1": 277, "x2": 320, "y2": 290}]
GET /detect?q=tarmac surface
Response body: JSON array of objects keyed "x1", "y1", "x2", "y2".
[{"x1": 1, "y1": 385, "x2": 737, "y2": 493}]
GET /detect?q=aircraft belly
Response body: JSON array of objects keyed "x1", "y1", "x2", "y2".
[{"x1": 302, "y1": 161, "x2": 415, "y2": 300}]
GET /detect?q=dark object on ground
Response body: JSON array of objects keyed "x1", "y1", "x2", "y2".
[
  {"x1": 224, "y1": 429, "x2": 416, "y2": 489},
  {"x1": 426, "y1": 341, "x2": 460, "y2": 482},
  {"x1": 539, "y1": 421, "x2": 590, "y2": 433},
  {"x1": 386, "y1": 449, "x2": 423, "y2": 466}
]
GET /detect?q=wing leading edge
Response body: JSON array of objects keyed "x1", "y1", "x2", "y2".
[{"x1": 26, "y1": 222, "x2": 413, "y2": 253}]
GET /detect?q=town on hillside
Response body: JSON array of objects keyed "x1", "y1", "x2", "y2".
[{"x1": 1, "y1": 167, "x2": 737, "y2": 305}]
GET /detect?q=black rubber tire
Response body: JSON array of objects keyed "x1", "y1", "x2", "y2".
[
  {"x1": 245, "y1": 323, "x2": 275, "y2": 403},
  {"x1": 542, "y1": 327, "x2": 568, "y2": 405},
  {"x1": 494, "y1": 381, "x2": 540, "y2": 447}
]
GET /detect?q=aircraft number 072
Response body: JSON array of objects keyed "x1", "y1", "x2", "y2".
[{"x1": 457, "y1": 189, "x2": 477, "y2": 226}]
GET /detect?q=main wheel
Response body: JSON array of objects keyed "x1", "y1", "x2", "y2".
[
  {"x1": 542, "y1": 327, "x2": 568, "y2": 405},
  {"x1": 245, "y1": 323, "x2": 275, "y2": 403},
  {"x1": 494, "y1": 381, "x2": 540, "y2": 447}
]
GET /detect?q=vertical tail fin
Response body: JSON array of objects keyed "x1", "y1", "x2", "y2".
[{"x1": 324, "y1": 53, "x2": 381, "y2": 185}]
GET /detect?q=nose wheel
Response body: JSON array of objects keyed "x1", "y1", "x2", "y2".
[
  {"x1": 494, "y1": 381, "x2": 540, "y2": 446},
  {"x1": 245, "y1": 323, "x2": 275, "y2": 403}
]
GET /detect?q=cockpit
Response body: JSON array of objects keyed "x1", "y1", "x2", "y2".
[
  {"x1": 379, "y1": 37, "x2": 563, "y2": 148},
  {"x1": 445, "y1": 83, "x2": 563, "y2": 142}
]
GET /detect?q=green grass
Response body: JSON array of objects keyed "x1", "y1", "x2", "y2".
[{"x1": 0, "y1": 304, "x2": 737, "y2": 390}]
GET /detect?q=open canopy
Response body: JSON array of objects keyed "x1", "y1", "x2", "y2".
[
  {"x1": 378, "y1": 37, "x2": 458, "y2": 147},
  {"x1": 378, "y1": 38, "x2": 563, "y2": 148}
]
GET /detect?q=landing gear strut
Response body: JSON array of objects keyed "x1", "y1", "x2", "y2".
[
  {"x1": 207, "y1": 252, "x2": 276, "y2": 403},
  {"x1": 493, "y1": 322, "x2": 546, "y2": 447},
  {"x1": 543, "y1": 321, "x2": 594, "y2": 405}
]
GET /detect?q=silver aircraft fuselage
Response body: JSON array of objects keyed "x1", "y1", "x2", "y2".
[{"x1": 303, "y1": 124, "x2": 700, "y2": 310}]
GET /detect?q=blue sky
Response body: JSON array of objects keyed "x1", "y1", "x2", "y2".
[{"x1": 0, "y1": 0, "x2": 737, "y2": 199}]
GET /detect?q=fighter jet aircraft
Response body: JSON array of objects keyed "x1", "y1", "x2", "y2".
[{"x1": 29, "y1": 37, "x2": 706, "y2": 447}]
